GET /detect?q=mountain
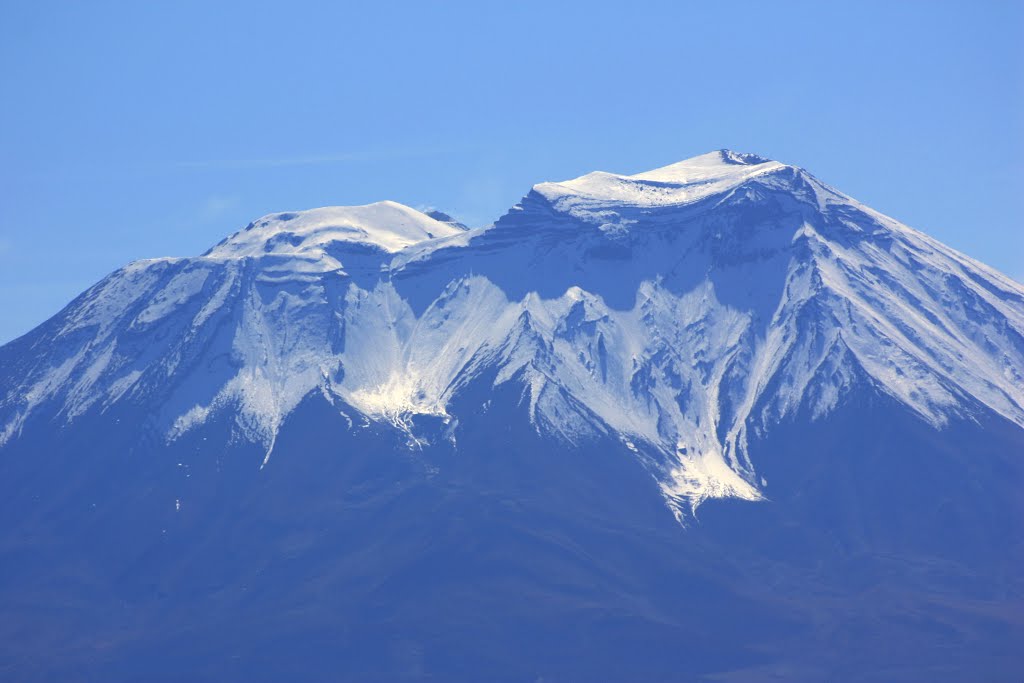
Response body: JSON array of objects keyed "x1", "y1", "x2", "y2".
[{"x1": 1, "y1": 150, "x2": 1022, "y2": 682}]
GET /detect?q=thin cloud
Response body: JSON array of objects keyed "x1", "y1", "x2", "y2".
[
  {"x1": 175, "y1": 154, "x2": 360, "y2": 170},
  {"x1": 173, "y1": 146, "x2": 450, "y2": 170},
  {"x1": 199, "y1": 195, "x2": 242, "y2": 221}
]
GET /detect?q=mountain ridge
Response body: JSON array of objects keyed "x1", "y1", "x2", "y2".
[
  {"x1": 1, "y1": 150, "x2": 1023, "y2": 682},
  {"x1": 2, "y1": 150, "x2": 1023, "y2": 518}
]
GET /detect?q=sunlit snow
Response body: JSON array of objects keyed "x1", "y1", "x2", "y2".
[{"x1": 3, "y1": 150, "x2": 1022, "y2": 518}]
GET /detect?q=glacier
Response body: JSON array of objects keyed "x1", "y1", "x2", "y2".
[{"x1": 2, "y1": 150, "x2": 1022, "y2": 519}]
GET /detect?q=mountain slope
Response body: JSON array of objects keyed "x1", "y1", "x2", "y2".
[
  {"x1": 3, "y1": 150, "x2": 1021, "y2": 515},
  {"x1": 0, "y1": 150, "x2": 1022, "y2": 681}
]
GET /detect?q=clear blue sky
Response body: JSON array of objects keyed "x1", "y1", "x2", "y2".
[{"x1": 1, "y1": 1, "x2": 1021, "y2": 343}]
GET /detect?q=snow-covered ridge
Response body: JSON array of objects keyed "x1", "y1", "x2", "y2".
[
  {"x1": 533, "y1": 149, "x2": 786, "y2": 214},
  {"x1": 2, "y1": 150, "x2": 1023, "y2": 520},
  {"x1": 206, "y1": 200, "x2": 464, "y2": 259}
]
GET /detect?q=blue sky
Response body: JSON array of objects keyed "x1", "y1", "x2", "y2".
[{"x1": 1, "y1": 1, "x2": 1021, "y2": 343}]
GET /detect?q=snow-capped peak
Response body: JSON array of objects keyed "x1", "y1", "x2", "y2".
[
  {"x1": 205, "y1": 200, "x2": 463, "y2": 260},
  {"x1": 2, "y1": 151, "x2": 1023, "y2": 521},
  {"x1": 629, "y1": 149, "x2": 779, "y2": 182},
  {"x1": 532, "y1": 150, "x2": 786, "y2": 211}
]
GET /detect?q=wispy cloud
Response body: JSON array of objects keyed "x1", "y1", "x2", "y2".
[
  {"x1": 173, "y1": 146, "x2": 450, "y2": 170},
  {"x1": 175, "y1": 154, "x2": 361, "y2": 170},
  {"x1": 199, "y1": 194, "x2": 242, "y2": 221}
]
